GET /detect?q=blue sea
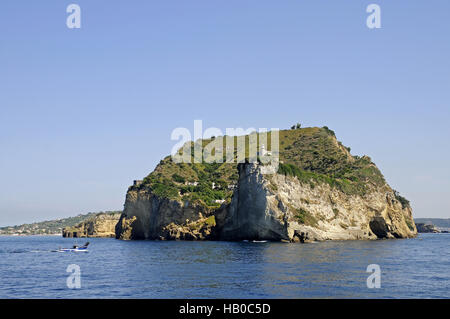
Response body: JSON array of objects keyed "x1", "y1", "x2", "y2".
[{"x1": 0, "y1": 234, "x2": 448, "y2": 298}]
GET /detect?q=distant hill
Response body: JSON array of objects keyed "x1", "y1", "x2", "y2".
[
  {"x1": 414, "y1": 218, "x2": 450, "y2": 228},
  {"x1": 0, "y1": 211, "x2": 122, "y2": 236}
]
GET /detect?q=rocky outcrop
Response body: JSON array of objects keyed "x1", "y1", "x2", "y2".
[
  {"x1": 116, "y1": 162, "x2": 417, "y2": 242},
  {"x1": 215, "y1": 163, "x2": 416, "y2": 242},
  {"x1": 115, "y1": 186, "x2": 217, "y2": 240},
  {"x1": 415, "y1": 223, "x2": 440, "y2": 233},
  {"x1": 161, "y1": 215, "x2": 216, "y2": 240},
  {"x1": 63, "y1": 212, "x2": 121, "y2": 238}
]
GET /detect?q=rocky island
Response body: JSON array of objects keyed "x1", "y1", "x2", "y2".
[
  {"x1": 115, "y1": 126, "x2": 417, "y2": 242},
  {"x1": 414, "y1": 223, "x2": 441, "y2": 233},
  {"x1": 63, "y1": 212, "x2": 121, "y2": 238},
  {"x1": 414, "y1": 218, "x2": 450, "y2": 233}
]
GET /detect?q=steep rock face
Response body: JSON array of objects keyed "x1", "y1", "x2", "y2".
[
  {"x1": 117, "y1": 162, "x2": 416, "y2": 241},
  {"x1": 63, "y1": 213, "x2": 121, "y2": 238},
  {"x1": 216, "y1": 163, "x2": 416, "y2": 242},
  {"x1": 215, "y1": 163, "x2": 289, "y2": 241},
  {"x1": 115, "y1": 185, "x2": 216, "y2": 240}
]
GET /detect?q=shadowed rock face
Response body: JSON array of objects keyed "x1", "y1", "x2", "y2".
[
  {"x1": 116, "y1": 162, "x2": 417, "y2": 242},
  {"x1": 115, "y1": 186, "x2": 215, "y2": 240},
  {"x1": 214, "y1": 163, "x2": 289, "y2": 241},
  {"x1": 369, "y1": 217, "x2": 389, "y2": 238}
]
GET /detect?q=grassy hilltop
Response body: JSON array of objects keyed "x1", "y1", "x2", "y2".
[{"x1": 134, "y1": 126, "x2": 410, "y2": 209}]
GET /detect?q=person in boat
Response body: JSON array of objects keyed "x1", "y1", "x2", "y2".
[
  {"x1": 67, "y1": 242, "x2": 89, "y2": 250},
  {"x1": 73, "y1": 242, "x2": 89, "y2": 249}
]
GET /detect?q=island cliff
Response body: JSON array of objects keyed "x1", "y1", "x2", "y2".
[
  {"x1": 214, "y1": 163, "x2": 415, "y2": 241},
  {"x1": 116, "y1": 127, "x2": 416, "y2": 241}
]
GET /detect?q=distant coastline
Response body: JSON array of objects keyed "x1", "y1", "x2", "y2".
[
  {"x1": 414, "y1": 218, "x2": 450, "y2": 229},
  {"x1": 0, "y1": 234, "x2": 61, "y2": 237},
  {"x1": 2, "y1": 214, "x2": 449, "y2": 238},
  {"x1": 0, "y1": 211, "x2": 121, "y2": 236}
]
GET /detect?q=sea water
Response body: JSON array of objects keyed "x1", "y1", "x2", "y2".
[{"x1": 0, "y1": 234, "x2": 448, "y2": 298}]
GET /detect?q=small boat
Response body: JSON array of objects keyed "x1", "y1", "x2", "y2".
[
  {"x1": 56, "y1": 242, "x2": 90, "y2": 252},
  {"x1": 242, "y1": 239, "x2": 268, "y2": 243}
]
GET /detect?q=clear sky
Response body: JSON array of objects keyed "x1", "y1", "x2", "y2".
[{"x1": 1, "y1": 1, "x2": 449, "y2": 226}]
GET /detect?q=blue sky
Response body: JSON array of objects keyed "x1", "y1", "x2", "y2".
[{"x1": 1, "y1": 1, "x2": 449, "y2": 226}]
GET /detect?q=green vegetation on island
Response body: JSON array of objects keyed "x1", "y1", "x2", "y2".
[{"x1": 133, "y1": 125, "x2": 409, "y2": 209}]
